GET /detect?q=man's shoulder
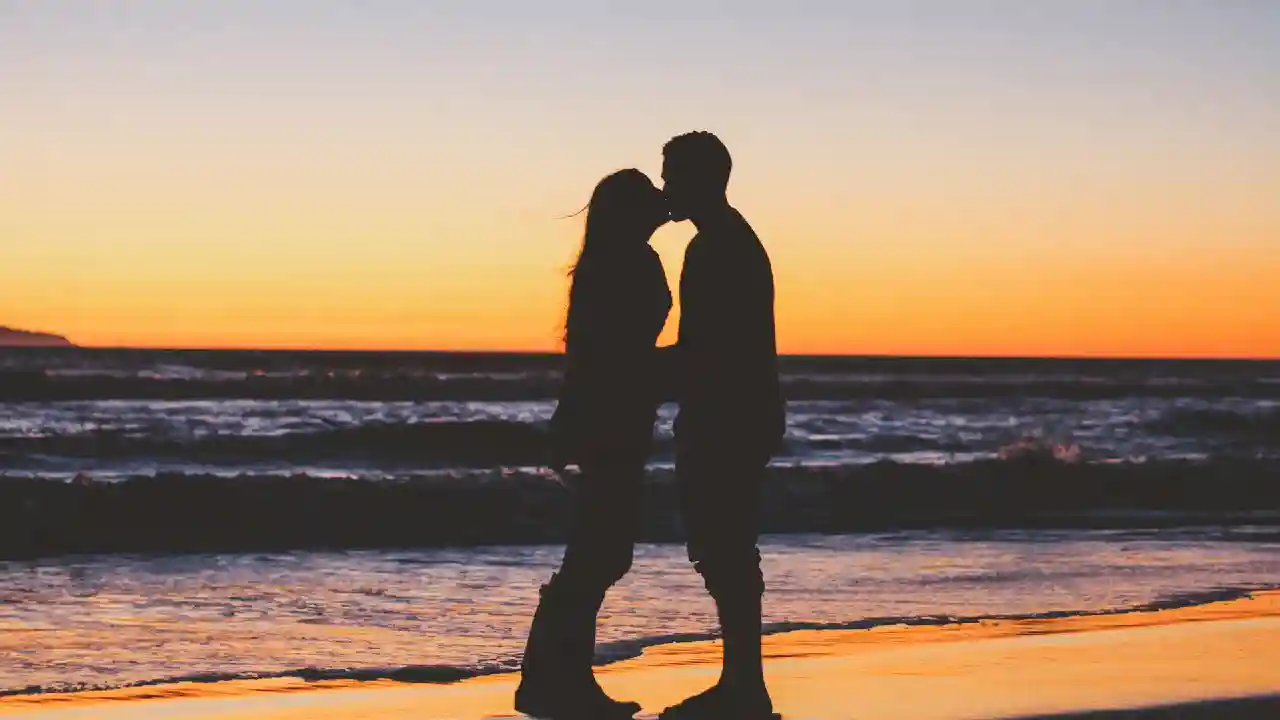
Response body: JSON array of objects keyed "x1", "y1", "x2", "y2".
[
  {"x1": 682, "y1": 231, "x2": 710, "y2": 263},
  {"x1": 684, "y1": 209, "x2": 768, "y2": 272},
  {"x1": 719, "y1": 210, "x2": 764, "y2": 248}
]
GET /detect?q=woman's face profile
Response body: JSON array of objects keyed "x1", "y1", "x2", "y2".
[{"x1": 636, "y1": 180, "x2": 670, "y2": 237}]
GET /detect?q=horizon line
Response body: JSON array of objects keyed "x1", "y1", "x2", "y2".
[{"x1": 7, "y1": 343, "x2": 1278, "y2": 362}]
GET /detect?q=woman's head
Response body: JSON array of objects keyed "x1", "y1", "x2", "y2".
[
  {"x1": 564, "y1": 169, "x2": 668, "y2": 346},
  {"x1": 581, "y1": 168, "x2": 669, "y2": 246}
]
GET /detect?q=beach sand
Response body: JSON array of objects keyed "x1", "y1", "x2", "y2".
[{"x1": 4, "y1": 591, "x2": 1278, "y2": 720}]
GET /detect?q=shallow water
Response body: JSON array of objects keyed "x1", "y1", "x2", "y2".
[{"x1": 3, "y1": 528, "x2": 1277, "y2": 695}]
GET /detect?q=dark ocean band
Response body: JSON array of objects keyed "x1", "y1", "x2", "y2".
[{"x1": 4, "y1": 458, "x2": 1277, "y2": 560}]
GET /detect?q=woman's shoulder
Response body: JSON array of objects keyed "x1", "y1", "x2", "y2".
[{"x1": 642, "y1": 247, "x2": 669, "y2": 287}]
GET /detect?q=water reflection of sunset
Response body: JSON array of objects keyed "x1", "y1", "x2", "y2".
[{"x1": 4, "y1": 591, "x2": 1278, "y2": 719}]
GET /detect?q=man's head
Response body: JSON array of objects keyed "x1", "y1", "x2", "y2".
[{"x1": 661, "y1": 131, "x2": 731, "y2": 222}]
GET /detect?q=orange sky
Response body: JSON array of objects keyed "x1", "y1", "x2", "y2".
[{"x1": 2, "y1": 2, "x2": 1277, "y2": 358}]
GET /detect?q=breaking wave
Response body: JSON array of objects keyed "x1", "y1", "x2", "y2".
[{"x1": 3, "y1": 458, "x2": 1278, "y2": 560}]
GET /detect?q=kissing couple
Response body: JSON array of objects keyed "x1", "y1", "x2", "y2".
[{"x1": 516, "y1": 131, "x2": 786, "y2": 720}]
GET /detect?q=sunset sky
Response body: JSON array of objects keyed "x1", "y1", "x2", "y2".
[{"x1": 2, "y1": 1, "x2": 1277, "y2": 357}]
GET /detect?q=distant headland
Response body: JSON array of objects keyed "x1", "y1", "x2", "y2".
[{"x1": 0, "y1": 326, "x2": 76, "y2": 347}]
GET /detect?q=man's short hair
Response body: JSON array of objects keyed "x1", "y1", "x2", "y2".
[{"x1": 663, "y1": 131, "x2": 732, "y2": 188}]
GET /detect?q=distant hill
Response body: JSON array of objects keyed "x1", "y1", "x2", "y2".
[{"x1": 0, "y1": 326, "x2": 76, "y2": 347}]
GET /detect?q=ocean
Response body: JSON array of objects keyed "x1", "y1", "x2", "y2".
[{"x1": 1, "y1": 348, "x2": 1277, "y2": 696}]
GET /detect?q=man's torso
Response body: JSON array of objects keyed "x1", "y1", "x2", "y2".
[{"x1": 675, "y1": 210, "x2": 784, "y2": 454}]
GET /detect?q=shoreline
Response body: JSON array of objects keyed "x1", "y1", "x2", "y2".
[
  {"x1": 1018, "y1": 696, "x2": 1280, "y2": 718},
  {"x1": 4, "y1": 590, "x2": 1278, "y2": 719},
  {"x1": 3, "y1": 585, "x2": 1269, "y2": 700}
]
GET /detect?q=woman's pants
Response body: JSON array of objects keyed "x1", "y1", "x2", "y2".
[
  {"x1": 517, "y1": 459, "x2": 646, "y2": 698},
  {"x1": 553, "y1": 458, "x2": 646, "y2": 596}
]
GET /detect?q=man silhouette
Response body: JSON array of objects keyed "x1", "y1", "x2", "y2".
[{"x1": 659, "y1": 131, "x2": 785, "y2": 720}]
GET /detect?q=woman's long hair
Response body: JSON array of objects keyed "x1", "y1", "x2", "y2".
[{"x1": 563, "y1": 169, "x2": 654, "y2": 349}]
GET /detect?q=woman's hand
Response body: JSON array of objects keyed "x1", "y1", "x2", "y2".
[
  {"x1": 547, "y1": 434, "x2": 572, "y2": 474},
  {"x1": 653, "y1": 344, "x2": 681, "y2": 405}
]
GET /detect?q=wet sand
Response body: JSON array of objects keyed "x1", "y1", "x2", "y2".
[{"x1": 4, "y1": 591, "x2": 1278, "y2": 719}]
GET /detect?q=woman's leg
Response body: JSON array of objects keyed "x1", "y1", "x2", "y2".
[
  {"x1": 516, "y1": 458, "x2": 644, "y2": 716},
  {"x1": 558, "y1": 459, "x2": 644, "y2": 592}
]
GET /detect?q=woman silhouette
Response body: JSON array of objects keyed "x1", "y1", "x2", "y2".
[{"x1": 515, "y1": 169, "x2": 671, "y2": 719}]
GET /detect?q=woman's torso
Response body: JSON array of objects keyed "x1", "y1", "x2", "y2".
[{"x1": 561, "y1": 246, "x2": 671, "y2": 450}]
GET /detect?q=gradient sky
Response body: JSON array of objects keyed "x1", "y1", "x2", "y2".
[{"x1": 2, "y1": 0, "x2": 1277, "y2": 356}]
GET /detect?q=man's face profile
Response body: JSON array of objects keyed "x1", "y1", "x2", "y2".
[{"x1": 661, "y1": 154, "x2": 693, "y2": 222}]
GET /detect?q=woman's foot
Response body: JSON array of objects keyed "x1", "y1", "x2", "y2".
[
  {"x1": 515, "y1": 675, "x2": 641, "y2": 719},
  {"x1": 516, "y1": 575, "x2": 639, "y2": 718},
  {"x1": 658, "y1": 682, "x2": 779, "y2": 720}
]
